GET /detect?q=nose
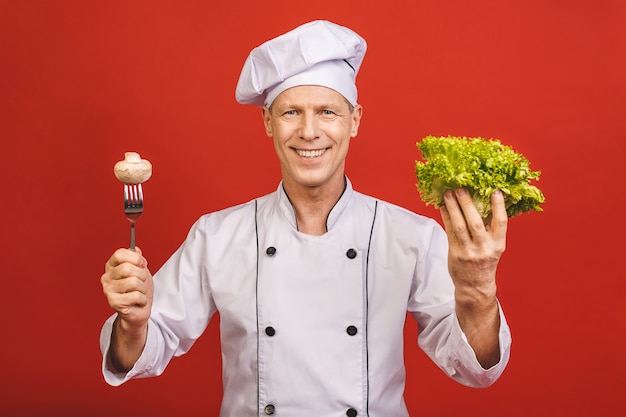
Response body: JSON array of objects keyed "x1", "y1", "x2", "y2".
[{"x1": 299, "y1": 112, "x2": 320, "y2": 141}]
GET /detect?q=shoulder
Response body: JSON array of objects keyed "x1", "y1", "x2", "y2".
[
  {"x1": 353, "y1": 189, "x2": 440, "y2": 228},
  {"x1": 192, "y1": 190, "x2": 275, "y2": 234},
  {"x1": 352, "y1": 189, "x2": 445, "y2": 245}
]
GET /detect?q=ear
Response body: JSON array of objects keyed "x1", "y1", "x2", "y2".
[
  {"x1": 350, "y1": 105, "x2": 363, "y2": 138},
  {"x1": 261, "y1": 106, "x2": 273, "y2": 137}
]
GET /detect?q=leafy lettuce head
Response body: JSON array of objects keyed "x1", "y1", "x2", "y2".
[{"x1": 415, "y1": 135, "x2": 545, "y2": 223}]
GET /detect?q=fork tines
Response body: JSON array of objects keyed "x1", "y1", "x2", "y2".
[
  {"x1": 123, "y1": 183, "x2": 144, "y2": 251},
  {"x1": 124, "y1": 183, "x2": 144, "y2": 211}
]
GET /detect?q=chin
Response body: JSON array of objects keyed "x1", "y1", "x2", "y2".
[
  {"x1": 297, "y1": 171, "x2": 344, "y2": 189},
  {"x1": 288, "y1": 172, "x2": 326, "y2": 188}
]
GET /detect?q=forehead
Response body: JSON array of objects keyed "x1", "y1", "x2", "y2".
[{"x1": 272, "y1": 85, "x2": 350, "y2": 109}]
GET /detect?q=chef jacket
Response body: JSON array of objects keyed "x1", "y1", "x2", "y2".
[{"x1": 101, "y1": 178, "x2": 512, "y2": 417}]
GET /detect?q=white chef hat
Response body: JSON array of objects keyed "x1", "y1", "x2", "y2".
[{"x1": 235, "y1": 20, "x2": 367, "y2": 107}]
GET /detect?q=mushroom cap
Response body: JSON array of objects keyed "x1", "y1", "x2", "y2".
[{"x1": 114, "y1": 152, "x2": 152, "y2": 184}]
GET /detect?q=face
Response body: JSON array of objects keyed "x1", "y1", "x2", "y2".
[{"x1": 262, "y1": 85, "x2": 362, "y2": 193}]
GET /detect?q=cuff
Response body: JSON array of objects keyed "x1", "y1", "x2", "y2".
[
  {"x1": 449, "y1": 300, "x2": 512, "y2": 387},
  {"x1": 99, "y1": 314, "x2": 158, "y2": 386}
]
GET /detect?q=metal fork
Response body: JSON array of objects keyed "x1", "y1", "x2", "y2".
[{"x1": 123, "y1": 183, "x2": 144, "y2": 251}]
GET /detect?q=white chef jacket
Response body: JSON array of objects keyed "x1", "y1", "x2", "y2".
[{"x1": 101, "y1": 178, "x2": 512, "y2": 417}]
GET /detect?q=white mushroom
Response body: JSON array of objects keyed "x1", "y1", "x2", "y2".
[{"x1": 114, "y1": 152, "x2": 152, "y2": 184}]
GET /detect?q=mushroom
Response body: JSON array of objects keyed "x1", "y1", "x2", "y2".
[{"x1": 114, "y1": 152, "x2": 152, "y2": 184}]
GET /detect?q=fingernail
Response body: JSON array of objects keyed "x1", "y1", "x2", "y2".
[
  {"x1": 493, "y1": 190, "x2": 502, "y2": 197},
  {"x1": 455, "y1": 188, "x2": 467, "y2": 197},
  {"x1": 444, "y1": 190, "x2": 454, "y2": 200}
]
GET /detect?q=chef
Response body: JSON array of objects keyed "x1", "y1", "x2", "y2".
[{"x1": 100, "y1": 20, "x2": 512, "y2": 417}]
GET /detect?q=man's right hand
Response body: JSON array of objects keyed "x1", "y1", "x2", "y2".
[{"x1": 101, "y1": 247, "x2": 153, "y2": 372}]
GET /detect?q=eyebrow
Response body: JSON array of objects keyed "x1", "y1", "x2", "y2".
[{"x1": 270, "y1": 96, "x2": 353, "y2": 115}]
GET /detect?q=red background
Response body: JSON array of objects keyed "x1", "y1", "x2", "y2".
[{"x1": 1, "y1": 1, "x2": 625, "y2": 416}]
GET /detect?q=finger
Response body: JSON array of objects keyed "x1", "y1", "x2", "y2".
[
  {"x1": 441, "y1": 190, "x2": 471, "y2": 245},
  {"x1": 118, "y1": 260, "x2": 150, "y2": 281},
  {"x1": 107, "y1": 263, "x2": 149, "y2": 288},
  {"x1": 439, "y1": 193, "x2": 457, "y2": 238},
  {"x1": 489, "y1": 190, "x2": 508, "y2": 244},
  {"x1": 106, "y1": 248, "x2": 148, "y2": 270},
  {"x1": 107, "y1": 275, "x2": 148, "y2": 295},
  {"x1": 102, "y1": 275, "x2": 150, "y2": 314},
  {"x1": 102, "y1": 261, "x2": 149, "y2": 291},
  {"x1": 101, "y1": 271, "x2": 146, "y2": 298},
  {"x1": 439, "y1": 201, "x2": 452, "y2": 231},
  {"x1": 452, "y1": 188, "x2": 491, "y2": 240},
  {"x1": 110, "y1": 291, "x2": 150, "y2": 311}
]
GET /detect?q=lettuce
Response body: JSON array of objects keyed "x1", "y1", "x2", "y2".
[{"x1": 415, "y1": 135, "x2": 545, "y2": 223}]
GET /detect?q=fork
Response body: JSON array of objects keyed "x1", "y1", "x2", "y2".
[{"x1": 123, "y1": 183, "x2": 144, "y2": 251}]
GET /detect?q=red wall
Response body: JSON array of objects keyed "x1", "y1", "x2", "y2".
[{"x1": 1, "y1": 1, "x2": 625, "y2": 416}]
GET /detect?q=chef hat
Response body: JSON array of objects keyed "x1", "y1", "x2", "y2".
[{"x1": 235, "y1": 20, "x2": 367, "y2": 107}]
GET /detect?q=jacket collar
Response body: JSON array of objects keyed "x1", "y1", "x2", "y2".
[{"x1": 275, "y1": 177, "x2": 354, "y2": 232}]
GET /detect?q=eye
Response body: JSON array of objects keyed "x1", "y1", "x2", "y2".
[{"x1": 283, "y1": 109, "x2": 298, "y2": 116}]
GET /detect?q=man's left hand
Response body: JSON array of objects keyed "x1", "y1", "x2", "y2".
[{"x1": 440, "y1": 188, "x2": 507, "y2": 368}]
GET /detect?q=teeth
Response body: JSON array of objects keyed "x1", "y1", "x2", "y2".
[{"x1": 296, "y1": 149, "x2": 325, "y2": 158}]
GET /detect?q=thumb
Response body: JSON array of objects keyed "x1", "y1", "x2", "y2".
[{"x1": 132, "y1": 246, "x2": 148, "y2": 269}]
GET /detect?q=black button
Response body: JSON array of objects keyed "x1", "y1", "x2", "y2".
[
  {"x1": 346, "y1": 325, "x2": 358, "y2": 336},
  {"x1": 347, "y1": 408, "x2": 357, "y2": 417},
  {"x1": 265, "y1": 326, "x2": 276, "y2": 337},
  {"x1": 266, "y1": 246, "x2": 277, "y2": 256},
  {"x1": 346, "y1": 248, "x2": 357, "y2": 259},
  {"x1": 264, "y1": 404, "x2": 275, "y2": 415}
]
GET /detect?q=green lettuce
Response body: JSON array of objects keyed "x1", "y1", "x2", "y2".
[{"x1": 415, "y1": 135, "x2": 545, "y2": 223}]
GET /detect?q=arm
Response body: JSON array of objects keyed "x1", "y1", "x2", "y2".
[
  {"x1": 440, "y1": 188, "x2": 507, "y2": 369},
  {"x1": 100, "y1": 247, "x2": 153, "y2": 372}
]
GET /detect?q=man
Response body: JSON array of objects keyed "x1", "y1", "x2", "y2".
[{"x1": 100, "y1": 20, "x2": 511, "y2": 416}]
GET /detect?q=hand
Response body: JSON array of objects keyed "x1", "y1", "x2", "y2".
[
  {"x1": 101, "y1": 247, "x2": 153, "y2": 331},
  {"x1": 440, "y1": 188, "x2": 507, "y2": 303},
  {"x1": 440, "y1": 189, "x2": 507, "y2": 368}
]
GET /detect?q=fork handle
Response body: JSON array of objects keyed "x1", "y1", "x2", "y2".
[{"x1": 130, "y1": 223, "x2": 136, "y2": 251}]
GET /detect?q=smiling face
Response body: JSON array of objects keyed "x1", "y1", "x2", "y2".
[{"x1": 262, "y1": 85, "x2": 362, "y2": 195}]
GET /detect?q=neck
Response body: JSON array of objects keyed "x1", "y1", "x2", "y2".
[{"x1": 282, "y1": 176, "x2": 346, "y2": 236}]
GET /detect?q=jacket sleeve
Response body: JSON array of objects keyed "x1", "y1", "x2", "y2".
[
  {"x1": 408, "y1": 219, "x2": 512, "y2": 388},
  {"x1": 100, "y1": 216, "x2": 218, "y2": 386}
]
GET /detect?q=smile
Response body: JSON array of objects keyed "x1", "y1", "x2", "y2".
[{"x1": 295, "y1": 148, "x2": 327, "y2": 158}]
